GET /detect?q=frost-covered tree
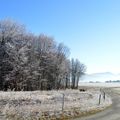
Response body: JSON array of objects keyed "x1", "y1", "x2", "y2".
[
  {"x1": 71, "y1": 58, "x2": 86, "y2": 89},
  {"x1": 0, "y1": 19, "x2": 86, "y2": 91},
  {"x1": 0, "y1": 19, "x2": 27, "y2": 90}
]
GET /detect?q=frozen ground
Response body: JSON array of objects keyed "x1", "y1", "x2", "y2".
[
  {"x1": 0, "y1": 89, "x2": 112, "y2": 120},
  {"x1": 74, "y1": 88, "x2": 120, "y2": 120},
  {"x1": 79, "y1": 82, "x2": 120, "y2": 87}
]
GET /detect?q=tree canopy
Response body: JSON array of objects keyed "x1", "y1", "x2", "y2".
[{"x1": 0, "y1": 19, "x2": 86, "y2": 91}]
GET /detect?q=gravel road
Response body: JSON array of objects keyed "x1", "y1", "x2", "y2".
[{"x1": 74, "y1": 88, "x2": 120, "y2": 120}]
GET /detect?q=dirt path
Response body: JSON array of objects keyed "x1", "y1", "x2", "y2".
[{"x1": 74, "y1": 88, "x2": 120, "y2": 120}]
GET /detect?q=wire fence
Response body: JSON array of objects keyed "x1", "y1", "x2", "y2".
[
  {"x1": 0, "y1": 88, "x2": 110, "y2": 119},
  {"x1": 0, "y1": 91, "x2": 91, "y2": 117}
]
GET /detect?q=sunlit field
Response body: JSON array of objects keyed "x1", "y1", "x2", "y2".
[
  {"x1": 79, "y1": 82, "x2": 120, "y2": 88},
  {"x1": 0, "y1": 89, "x2": 111, "y2": 120}
]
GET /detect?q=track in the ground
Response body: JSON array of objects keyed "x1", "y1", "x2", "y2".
[{"x1": 74, "y1": 88, "x2": 120, "y2": 120}]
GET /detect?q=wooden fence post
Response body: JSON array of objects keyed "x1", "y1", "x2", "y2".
[
  {"x1": 103, "y1": 91, "x2": 105, "y2": 100},
  {"x1": 99, "y1": 94, "x2": 101, "y2": 105},
  {"x1": 62, "y1": 93, "x2": 65, "y2": 112}
]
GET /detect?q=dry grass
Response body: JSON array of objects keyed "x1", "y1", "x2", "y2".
[
  {"x1": 0, "y1": 88, "x2": 112, "y2": 120},
  {"x1": 112, "y1": 87, "x2": 120, "y2": 94}
]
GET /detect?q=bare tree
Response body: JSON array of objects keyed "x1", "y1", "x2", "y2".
[
  {"x1": 71, "y1": 58, "x2": 86, "y2": 89},
  {"x1": 0, "y1": 19, "x2": 27, "y2": 90},
  {"x1": 0, "y1": 19, "x2": 86, "y2": 91}
]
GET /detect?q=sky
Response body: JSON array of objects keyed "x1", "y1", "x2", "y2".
[{"x1": 0, "y1": 0, "x2": 120, "y2": 74}]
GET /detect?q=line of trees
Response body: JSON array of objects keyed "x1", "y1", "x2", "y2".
[{"x1": 0, "y1": 19, "x2": 86, "y2": 91}]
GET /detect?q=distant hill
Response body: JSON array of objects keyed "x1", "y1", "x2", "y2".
[
  {"x1": 80, "y1": 72, "x2": 120, "y2": 82},
  {"x1": 106, "y1": 80, "x2": 120, "y2": 83}
]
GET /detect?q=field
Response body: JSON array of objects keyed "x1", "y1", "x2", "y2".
[
  {"x1": 0, "y1": 88, "x2": 112, "y2": 120},
  {"x1": 79, "y1": 82, "x2": 120, "y2": 87}
]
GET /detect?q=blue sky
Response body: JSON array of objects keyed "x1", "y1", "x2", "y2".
[{"x1": 0, "y1": 0, "x2": 120, "y2": 74}]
